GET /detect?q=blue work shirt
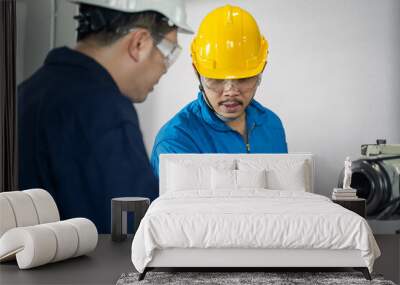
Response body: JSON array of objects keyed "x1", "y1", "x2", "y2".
[
  {"x1": 18, "y1": 47, "x2": 158, "y2": 233},
  {"x1": 151, "y1": 92, "x2": 288, "y2": 176}
]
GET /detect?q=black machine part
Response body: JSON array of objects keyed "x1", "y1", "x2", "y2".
[{"x1": 338, "y1": 156, "x2": 400, "y2": 218}]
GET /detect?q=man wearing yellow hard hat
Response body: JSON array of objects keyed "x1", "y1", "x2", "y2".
[{"x1": 151, "y1": 5, "x2": 288, "y2": 176}]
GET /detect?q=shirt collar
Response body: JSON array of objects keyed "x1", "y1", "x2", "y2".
[
  {"x1": 197, "y1": 91, "x2": 267, "y2": 131},
  {"x1": 44, "y1": 46, "x2": 120, "y2": 93}
]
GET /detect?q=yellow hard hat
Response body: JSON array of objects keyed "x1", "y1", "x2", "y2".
[{"x1": 191, "y1": 5, "x2": 268, "y2": 79}]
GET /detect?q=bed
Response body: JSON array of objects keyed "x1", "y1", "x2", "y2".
[{"x1": 131, "y1": 154, "x2": 380, "y2": 280}]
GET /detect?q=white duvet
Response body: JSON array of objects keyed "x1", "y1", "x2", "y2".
[{"x1": 131, "y1": 190, "x2": 380, "y2": 273}]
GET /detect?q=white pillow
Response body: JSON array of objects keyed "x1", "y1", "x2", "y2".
[
  {"x1": 211, "y1": 168, "x2": 236, "y2": 190},
  {"x1": 236, "y1": 169, "x2": 267, "y2": 189},
  {"x1": 211, "y1": 168, "x2": 268, "y2": 190},
  {"x1": 238, "y1": 159, "x2": 308, "y2": 191},
  {"x1": 166, "y1": 162, "x2": 208, "y2": 191},
  {"x1": 266, "y1": 163, "x2": 306, "y2": 191},
  {"x1": 166, "y1": 160, "x2": 235, "y2": 191}
]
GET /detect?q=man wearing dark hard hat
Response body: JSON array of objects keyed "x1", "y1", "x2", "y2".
[{"x1": 18, "y1": 0, "x2": 193, "y2": 233}]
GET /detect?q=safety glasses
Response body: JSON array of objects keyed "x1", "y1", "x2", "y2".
[
  {"x1": 201, "y1": 75, "x2": 261, "y2": 93},
  {"x1": 124, "y1": 28, "x2": 182, "y2": 69},
  {"x1": 154, "y1": 36, "x2": 182, "y2": 69}
]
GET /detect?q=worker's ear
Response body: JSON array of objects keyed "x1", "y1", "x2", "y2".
[{"x1": 127, "y1": 29, "x2": 153, "y2": 63}]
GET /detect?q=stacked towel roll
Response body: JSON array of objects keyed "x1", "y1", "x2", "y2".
[
  {"x1": 0, "y1": 189, "x2": 59, "y2": 237},
  {"x1": 0, "y1": 189, "x2": 98, "y2": 269},
  {"x1": 0, "y1": 218, "x2": 98, "y2": 269}
]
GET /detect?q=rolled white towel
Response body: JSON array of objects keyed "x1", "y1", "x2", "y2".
[
  {"x1": 42, "y1": 221, "x2": 79, "y2": 263},
  {"x1": 65, "y1": 218, "x2": 98, "y2": 257},
  {"x1": 0, "y1": 189, "x2": 60, "y2": 239},
  {"x1": 0, "y1": 225, "x2": 57, "y2": 268},
  {"x1": 23, "y1": 189, "x2": 60, "y2": 224},
  {"x1": 0, "y1": 196, "x2": 17, "y2": 237},
  {"x1": 0, "y1": 218, "x2": 98, "y2": 269},
  {"x1": 0, "y1": 191, "x2": 39, "y2": 228}
]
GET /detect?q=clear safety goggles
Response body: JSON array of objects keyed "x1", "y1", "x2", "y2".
[
  {"x1": 124, "y1": 28, "x2": 182, "y2": 69},
  {"x1": 154, "y1": 36, "x2": 182, "y2": 69},
  {"x1": 201, "y1": 75, "x2": 261, "y2": 93}
]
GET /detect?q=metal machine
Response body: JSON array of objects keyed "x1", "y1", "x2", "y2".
[{"x1": 338, "y1": 139, "x2": 400, "y2": 234}]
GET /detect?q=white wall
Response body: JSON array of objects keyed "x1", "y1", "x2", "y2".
[
  {"x1": 18, "y1": 0, "x2": 400, "y2": 197},
  {"x1": 54, "y1": 0, "x2": 77, "y2": 48},
  {"x1": 16, "y1": 0, "x2": 76, "y2": 84},
  {"x1": 138, "y1": 0, "x2": 400, "y2": 197},
  {"x1": 16, "y1": 0, "x2": 54, "y2": 84}
]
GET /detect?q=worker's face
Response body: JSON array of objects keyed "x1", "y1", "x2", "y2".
[
  {"x1": 201, "y1": 75, "x2": 261, "y2": 119},
  {"x1": 129, "y1": 29, "x2": 178, "y2": 103}
]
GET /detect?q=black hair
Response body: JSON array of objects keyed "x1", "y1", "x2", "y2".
[{"x1": 75, "y1": 4, "x2": 176, "y2": 45}]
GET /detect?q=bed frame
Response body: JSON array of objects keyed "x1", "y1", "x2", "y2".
[{"x1": 139, "y1": 154, "x2": 371, "y2": 280}]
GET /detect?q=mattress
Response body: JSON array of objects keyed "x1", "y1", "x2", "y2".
[{"x1": 131, "y1": 190, "x2": 380, "y2": 273}]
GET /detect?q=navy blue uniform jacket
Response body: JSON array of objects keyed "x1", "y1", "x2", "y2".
[{"x1": 18, "y1": 47, "x2": 158, "y2": 233}]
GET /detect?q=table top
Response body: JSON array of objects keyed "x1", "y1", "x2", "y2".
[
  {"x1": 332, "y1": 198, "x2": 366, "y2": 202},
  {"x1": 0, "y1": 235, "x2": 134, "y2": 285},
  {"x1": 112, "y1": 197, "x2": 149, "y2": 202}
]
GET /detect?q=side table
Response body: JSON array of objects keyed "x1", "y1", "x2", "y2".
[
  {"x1": 332, "y1": 198, "x2": 366, "y2": 218},
  {"x1": 111, "y1": 197, "x2": 150, "y2": 242}
]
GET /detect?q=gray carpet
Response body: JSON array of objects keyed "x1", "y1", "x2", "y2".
[{"x1": 116, "y1": 271, "x2": 397, "y2": 285}]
